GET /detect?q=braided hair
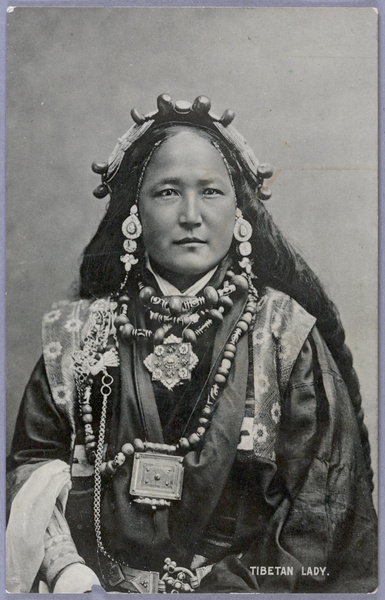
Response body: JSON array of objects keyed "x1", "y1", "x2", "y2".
[{"x1": 79, "y1": 123, "x2": 373, "y2": 490}]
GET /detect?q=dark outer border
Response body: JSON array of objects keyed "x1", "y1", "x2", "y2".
[{"x1": 0, "y1": 2, "x2": 382, "y2": 600}]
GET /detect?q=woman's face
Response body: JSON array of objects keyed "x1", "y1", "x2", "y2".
[{"x1": 138, "y1": 129, "x2": 237, "y2": 288}]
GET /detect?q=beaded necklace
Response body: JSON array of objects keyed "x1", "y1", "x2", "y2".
[{"x1": 73, "y1": 267, "x2": 258, "y2": 575}]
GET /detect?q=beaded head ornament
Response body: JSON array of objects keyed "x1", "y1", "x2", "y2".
[{"x1": 91, "y1": 94, "x2": 273, "y2": 201}]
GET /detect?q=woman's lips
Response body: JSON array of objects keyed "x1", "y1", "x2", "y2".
[{"x1": 174, "y1": 238, "x2": 206, "y2": 245}]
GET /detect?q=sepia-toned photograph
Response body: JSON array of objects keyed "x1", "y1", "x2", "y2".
[{"x1": 5, "y1": 7, "x2": 378, "y2": 594}]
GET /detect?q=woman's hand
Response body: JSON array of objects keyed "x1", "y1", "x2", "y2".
[{"x1": 52, "y1": 563, "x2": 100, "y2": 593}]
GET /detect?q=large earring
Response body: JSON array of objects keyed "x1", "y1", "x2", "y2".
[
  {"x1": 120, "y1": 205, "x2": 141, "y2": 273},
  {"x1": 233, "y1": 208, "x2": 252, "y2": 257}
]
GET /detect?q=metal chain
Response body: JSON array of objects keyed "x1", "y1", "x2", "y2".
[{"x1": 92, "y1": 371, "x2": 123, "y2": 564}]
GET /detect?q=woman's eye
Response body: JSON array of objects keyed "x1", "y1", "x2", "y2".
[
  {"x1": 203, "y1": 188, "x2": 224, "y2": 196},
  {"x1": 156, "y1": 188, "x2": 178, "y2": 198}
]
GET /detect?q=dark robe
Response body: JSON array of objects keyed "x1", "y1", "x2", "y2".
[{"x1": 7, "y1": 283, "x2": 377, "y2": 593}]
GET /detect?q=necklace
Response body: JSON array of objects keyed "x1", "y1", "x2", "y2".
[
  {"x1": 114, "y1": 271, "x2": 245, "y2": 391},
  {"x1": 73, "y1": 268, "x2": 258, "y2": 582},
  {"x1": 98, "y1": 278, "x2": 258, "y2": 510}
]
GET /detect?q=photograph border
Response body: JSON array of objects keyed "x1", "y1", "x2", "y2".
[{"x1": 0, "y1": 1, "x2": 382, "y2": 599}]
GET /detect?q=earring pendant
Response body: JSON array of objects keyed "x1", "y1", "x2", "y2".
[
  {"x1": 121, "y1": 205, "x2": 141, "y2": 273},
  {"x1": 122, "y1": 205, "x2": 142, "y2": 239}
]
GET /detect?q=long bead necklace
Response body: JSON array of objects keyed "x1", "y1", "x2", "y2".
[
  {"x1": 84, "y1": 270, "x2": 258, "y2": 585},
  {"x1": 97, "y1": 276, "x2": 258, "y2": 509}
]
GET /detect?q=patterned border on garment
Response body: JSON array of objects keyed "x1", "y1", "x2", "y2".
[
  {"x1": 237, "y1": 288, "x2": 316, "y2": 462},
  {"x1": 42, "y1": 298, "x2": 107, "y2": 438}
]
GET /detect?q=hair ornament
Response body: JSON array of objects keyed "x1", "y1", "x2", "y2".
[{"x1": 92, "y1": 94, "x2": 274, "y2": 200}]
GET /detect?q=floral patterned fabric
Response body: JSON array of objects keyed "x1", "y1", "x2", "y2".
[
  {"x1": 42, "y1": 288, "x2": 315, "y2": 465},
  {"x1": 42, "y1": 297, "x2": 113, "y2": 439},
  {"x1": 237, "y1": 289, "x2": 315, "y2": 461}
]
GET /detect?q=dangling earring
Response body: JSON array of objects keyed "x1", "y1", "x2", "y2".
[
  {"x1": 120, "y1": 205, "x2": 141, "y2": 273},
  {"x1": 233, "y1": 208, "x2": 252, "y2": 257}
]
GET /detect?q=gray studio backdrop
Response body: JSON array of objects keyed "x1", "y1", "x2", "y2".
[{"x1": 6, "y1": 8, "x2": 378, "y2": 487}]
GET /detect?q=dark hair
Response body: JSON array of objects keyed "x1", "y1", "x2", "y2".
[{"x1": 79, "y1": 123, "x2": 373, "y2": 489}]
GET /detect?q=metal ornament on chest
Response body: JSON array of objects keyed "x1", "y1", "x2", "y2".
[{"x1": 144, "y1": 334, "x2": 199, "y2": 391}]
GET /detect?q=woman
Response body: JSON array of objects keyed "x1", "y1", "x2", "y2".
[{"x1": 6, "y1": 94, "x2": 377, "y2": 594}]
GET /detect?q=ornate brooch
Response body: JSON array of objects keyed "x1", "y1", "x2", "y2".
[{"x1": 143, "y1": 334, "x2": 199, "y2": 391}]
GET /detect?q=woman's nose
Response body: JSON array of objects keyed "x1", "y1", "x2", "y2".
[{"x1": 178, "y1": 193, "x2": 202, "y2": 227}]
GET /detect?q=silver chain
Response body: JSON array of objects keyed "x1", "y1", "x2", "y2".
[{"x1": 92, "y1": 371, "x2": 123, "y2": 564}]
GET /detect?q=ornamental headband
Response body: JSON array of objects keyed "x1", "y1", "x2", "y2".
[{"x1": 92, "y1": 94, "x2": 273, "y2": 201}]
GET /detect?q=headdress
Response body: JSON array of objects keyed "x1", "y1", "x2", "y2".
[{"x1": 92, "y1": 94, "x2": 273, "y2": 201}]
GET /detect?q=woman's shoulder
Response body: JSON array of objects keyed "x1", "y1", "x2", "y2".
[
  {"x1": 42, "y1": 297, "x2": 112, "y2": 326},
  {"x1": 256, "y1": 286, "x2": 316, "y2": 334},
  {"x1": 253, "y1": 287, "x2": 317, "y2": 377},
  {"x1": 41, "y1": 297, "x2": 113, "y2": 350},
  {"x1": 43, "y1": 298, "x2": 93, "y2": 335}
]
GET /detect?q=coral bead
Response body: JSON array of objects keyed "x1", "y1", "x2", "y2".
[
  {"x1": 192, "y1": 95, "x2": 211, "y2": 114},
  {"x1": 225, "y1": 343, "x2": 236, "y2": 353},
  {"x1": 139, "y1": 286, "x2": 156, "y2": 307},
  {"x1": 114, "y1": 314, "x2": 130, "y2": 329},
  {"x1": 241, "y1": 312, "x2": 253, "y2": 324},
  {"x1": 168, "y1": 296, "x2": 184, "y2": 316},
  {"x1": 92, "y1": 161, "x2": 108, "y2": 175},
  {"x1": 154, "y1": 328, "x2": 165, "y2": 345},
  {"x1": 258, "y1": 186, "x2": 272, "y2": 201},
  {"x1": 232, "y1": 274, "x2": 249, "y2": 293},
  {"x1": 130, "y1": 108, "x2": 146, "y2": 125},
  {"x1": 196, "y1": 427, "x2": 206, "y2": 437},
  {"x1": 118, "y1": 294, "x2": 130, "y2": 306},
  {"x1": 82, "y1": 404, "x2": 92, "y2": 414},
  {"x1": 120, "y1": 323, "x2": 134, "y2": 342},
  {"x1": 214, "y1": 374, "x2": 226, "y2": 384},
  {"x1": 93, "y1": 184, "x2": 109, "y2": 199},
  {"x1": 179, "y1": 437, "x2": 190, "y2": 451},
  {"x1": 157, "y1": 94, "x2": 173, "y2": 115},
  {"x1": 82, "y1": 414, "x2": 93, "y2": 424},
  {"x1": 209, "y1": 309, "x2": 224, "y2": 323},
  {"x1": 246, "y1": 303, "x2": 257, "y2": 314},
  {"x1": 203, "y1": 286, "x2": 219, "y2": 308},
  {"x1": 198, "y1": 417, "x2": 209, "y2": 426},
  {"x1": 113, "y1": 452, "x2": 126, "y2": 467},
  {"x1": 121, "y1": 443, "x2": 134, "y2": 457},
  {"x1": 257, "y1": 163, "x2": 274, "y2": 179},
  {"x1": 221, "y1": 358, "x2": 232, "y2": 371},
  {"x1": 218, "y1": 296, "x2": 233, "y2": 311},
  {"x1": 220, "y1": 109, "x2": 235, "y2": 127},
  {"x1": 237, "y1": 320, "x2": 249, "y2": 332},
  {"x1": 224, "y1": 350, "x2": 235, "y2": 360},
  {"x1": 133, "y1": 438, "x2": 145, "y2": 451},
  {"x1": 188, "y1": 433, "x2": 201, "y2": 447},
  {"x1": 182, "y1": 329, "x2": 197, "y2": 344},
  {"x1": 218, "y1": 367, "x2": 229, "y2": 377}
]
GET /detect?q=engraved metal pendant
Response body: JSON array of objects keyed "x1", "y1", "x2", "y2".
[
  {"x1": 143, "y1": 334, "x2": 198, "y2": 391},
  {"x1": 130, "y1": 452, "x2": 184, "y2": 508}
]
